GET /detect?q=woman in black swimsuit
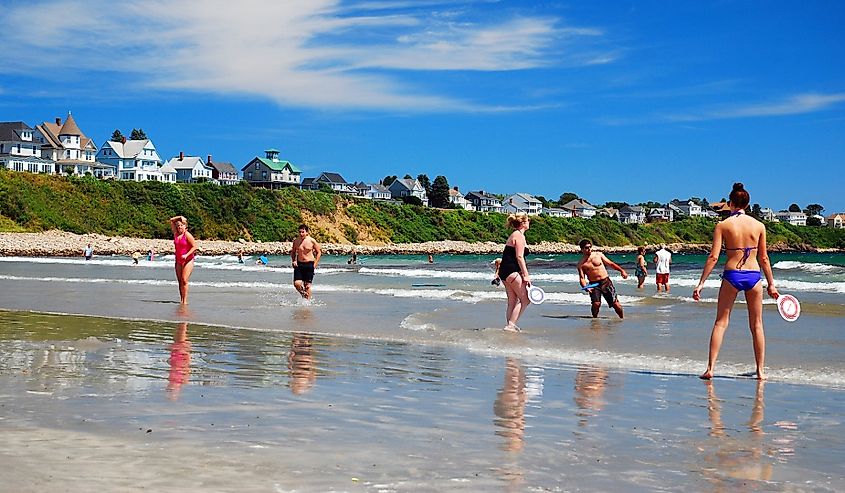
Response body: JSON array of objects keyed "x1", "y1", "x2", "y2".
[{"x1": 500, "y1": 212, "x2": 531, "y2": 332}]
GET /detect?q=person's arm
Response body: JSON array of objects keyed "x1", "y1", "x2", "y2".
[
  {"x1": 577, "y1": 261, "x2": 588, "y2": 289},
  {"x1": 168, "y1": 216, "x2": 184, "y2": 236},
  {"x1": 693, "y1": 225, "x2": 723, "y2": 300},
  {"x1": 183, "y1": 232, "x2": 198, "y2": 259},
  {"x1": 758, "y1": 226, "x2": 778, "y2": 299},
  {"x1": 513, "y1": 235, "x2": 530, "y2": 285},
  {"x1": 652, "y1": 254, "x2": 658, "y2": 265},
  {"x1": 291, "y1": 240, "x2": 298, "y2": 266},
  {"x1": 313, "y1": 242, "x2": 322, "y2": 268},
  {"x1": 639, "y1": 256, "x2": 648, "y2": 275},
  {"x1": 603, "y1": 254, "x2": 628, "y2": 279}
]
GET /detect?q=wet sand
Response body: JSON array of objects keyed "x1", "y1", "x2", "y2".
[{"x1": 1, "y1": 311, "x2": 843, "y2": 492}]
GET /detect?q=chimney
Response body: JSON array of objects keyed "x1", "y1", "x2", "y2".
[
  {"x1": 207, "y1": 154, "x2": 212, "y2": 165},
  {"x1": 121, "y1": 136, "x2": 126, "y2": 144},
  {"x1": 179, "y1": 151, "x2": 184, "y2": 161},
  {"x1": 55, "y1": 117, "x2": 62, "y2": 126}
]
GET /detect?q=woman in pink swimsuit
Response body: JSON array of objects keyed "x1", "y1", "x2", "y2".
[{"x1": 169, "y1": 215, "x2": 197, "y2": 304}]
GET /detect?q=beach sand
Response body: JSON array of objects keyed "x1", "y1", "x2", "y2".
[{"x1": 1, "y1": 311, "x2": 843, "y2": 492}]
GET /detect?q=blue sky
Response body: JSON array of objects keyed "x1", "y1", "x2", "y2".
[{"x1": 1, "y1": 0, "x2": 844, "y2": 212}]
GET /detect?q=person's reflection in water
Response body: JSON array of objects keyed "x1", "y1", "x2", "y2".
[
  {"x1": 703, "y1": 380, "x2": 773, "y2": 488},
  {"x1": 493, "y1": 358, "x2": 526, "y2": 492},
  {"x1": 166, "y1": 322, "x2": 191, "y2": 400},
  {"x1": 573, "y1": 365, "x2": 609, "y2": 427},
  {"x1": 288, "y1": 333, "x2": 316, "y2": 394}
]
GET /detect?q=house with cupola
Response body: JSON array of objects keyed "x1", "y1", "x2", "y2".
[
  {"x1": 34, "y1": 113, "x2": 101, "y2": 176},
  {"x1": 241, "y1": 149, "x2": 301, "y2": 189},
  {"x1": 0, "y1": 121, "x2": 55, "y2": 174},
  {"x1": 97, "y1": 138, "x2": 165, "y2": 181}
]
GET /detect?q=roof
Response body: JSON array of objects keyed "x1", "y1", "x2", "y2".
[
  {"x1": 465, "y1": 190, "x2": 499, "y2": 200},
  {"x1": 58, "y1": 113, "x2": 82, "y2": 136},
  {"x1": 159, "y1": 163, "x2": 177, "y2": 174},
  {"x1": 826, "y1": 213, "x2": 845, "y2": 219},
  {"x1": 103, "y1": 139, "x2": 152, "y2": 158},
  {"x1": 509, "y1": 192, "x2": 540, "y2": 203},
  {"x1": 560, "y1": 199, "x2": 595, "y2": 210},
  {"x1": 247, "y1": 156, "x2": 302, "y2": 173},
  {"x1": 165, "y1": 156, "x2": 207, "y2": 170},
  {"x1": 317, "y1": 172, "x2": 348, "y2": 184},
  {"x1": 0, "y1": 121, "x2": 33, "y2": 142},
  {"x1": 620, "y1": 205, "x2": 644, "y2": 213},
  {"x1": 36, "y1": 114, "x2": 95, "y2": 152},
  {"x1": 209, "y1": 160, "x2": 237, "y2": 174},
  {"x1": 369, "y1": 183, "x2": 390, "y2": 193}
]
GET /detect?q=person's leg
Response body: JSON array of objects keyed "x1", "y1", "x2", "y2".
[
  {"x1": 304, "y1": 282, "x2": 312, "y2": 300},
  {"x1": 611, "y1": 301, "x2": 624, "y2": 319},
  {"x1": 294, "y1": 280, "x2": 306, "y2": 297},
  {"x1": 591, "y1": 302, "x2": 601, "y2": 318},
  {"x1": 175, "y1": 263, "x2": 184, "y2": 302},
  {"x1": 744, "y1": 283, "x2": 766, "y2": 380},
  {"x1": 179, "y1": 261, "x2": 194, "y2": 304},
  {"x1": 665, "y1": 277, "x2": 670, "y2": 293},
  {"x1": 701, "y1": 280, "x2": 739, "y2": 379},
  {"x1": 503, "y1": 273, "x2": 524, "y2": 330}
]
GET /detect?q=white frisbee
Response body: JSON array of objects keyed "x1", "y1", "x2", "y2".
[
  {"x1": 527, "y1": 285, "x2": 546, "y2": 305},
  {"x1": 777, "y1": 294, "x2": 801, "y2": 322}
]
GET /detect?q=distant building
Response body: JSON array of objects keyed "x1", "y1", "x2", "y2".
[
  {"x1": 464, "y1": 191, "x2": 502, "y2": 213},
  {"x1": 97, "y1": 138, "x2": 166, "y2": 181},
  {"x1": 826, "y1": 213, "x2": 845, "y2": 229},
  {"x1": 618, "y1": 205, "x2": 646, "y2": 224},
  {"x1": 389, "y1": 178, "x2": 428, "y2": 204},
  {"x1": 313, "y1": 172, "x2": 356, "y2": 194},
  {"x1": 647, "y1": 206, "x2": 673, "y2": 223},
  {"x1": 448, "y1": 188, "x2": 473, "y2": 210},
  {"x1": 164, "y1": 152, "x2": 215, "y2": 183},
  {"x1": 207, "y1": 155, "x2": 239, "y2": 185},
  {"x1": 671, "y1": 200, "x2": 705, "y2": 218},
  {"x1": 559, "y1": 198, "x2": 596, "y2": 218},
  {"x1": 541, "y1": 207, "x2": 568, "y2": 217},
  {"x1": 503, "y1": 193, "x2": 542, "y2": 215},
  {"x1": 596, "y1": 207, "x2": 619, "y2": 220},
  {"x1": 759, "y1": 208, "x2": 776, "y2": 222},
  {"x1": 353, "y1": 182, "x2": 391, "y2": 200},
  {"x1": 710, "y1": 201, "x2": 732, "y2": 218},
  {"x1": 34, "y1": 113, "x2": 101, "y2": 176},
  {"x1": 775, "y1": 211, "x2": 807, "y2": 226},
  {"x1": 0, "y1": 121, "x2": 54, "y2": 174},
  {"x1": 242, "y1": 149, "x2": 301, "y2": 189}
]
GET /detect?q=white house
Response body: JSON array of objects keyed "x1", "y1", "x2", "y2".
[
  {"x1": 648, "y1": 206, "x2": 673, "y2": 222},
  {"x1": 165, "y1": 152, "x2": 215, "y2": 183},
  {"x1": 389, "y1": 178, "x2": 428, "y2": 204},
  {"x1": 503, "y1": 193, "x2": 542, "y2": 215},
  {"x1": 775, "y1": 211, "x2": 807, "y2": 226},
  {"x1": 363, "y1": 183, "x2": 392, "y2": 200},
  {"x1": 0, "y1": 121, "x2": 55, "y2": 174},
  {"x1": 759, "y1": 208, "x2": 776, "y2": 222},
  {"x1": 313, "y1": 172, "x2": 357, "y2": 194},
  {"x1": 826, "y1": 213, "x2": 845, "y2": 228},
  {"x1": 618, "y1": 205, "x2": 646, "y2": 224},
  {"x1": 34, "y1": 113, "x2": 99, "y2": 176},
  {"x1": 448, "y1": 188, "x2": 473, "y2": 210},
  {"x1": 242, "y1": 149, "x2": 301, "y2": 189},
  {"x1": 671, "y1": 200, "x2": 705, "y2": 218},
  {"x1": 158, "y1": 162, "x2": 177, "y2": 183},
  {"x1": 97, "y1": 138, "x2": 165, "y2": 181},
  {"x1": 464, "y1": 191, "x2": 502, "y2": 213},
  {"x1": 559, "y1": 198, "x2": 596, "y2": 218},
  {"x1": 541, "y1": 207, "x2": 569, "y2": 217}
]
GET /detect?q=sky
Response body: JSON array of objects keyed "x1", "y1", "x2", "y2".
[{"x1": 1, "y1": 0, "x2": 844, "y2": 212}]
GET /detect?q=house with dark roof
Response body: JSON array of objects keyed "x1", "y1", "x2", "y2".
[
  {"x1": 618, "y1": 205, "x2": 646, "y2": 224},
  {"x1": 389, "y1": 178, "x2": 428, "y2": 204},
  {"x1": 0, "y1": 121, "x2": 55, "y2": 174},
  {"x1": 464, "y1": 191, "x2": 502, "y2": 213},
  {"x1": 241, "y1": 149, "x2": 301, "y2": 189},
  {"x1": 559, "y1": 198, "x2": 596, "y2": 218},
  {"x1": 34, "y1": 113, "x2": 103, "y2": 176},
  {"x1": 164, "y1": 152, "x2": 215, "y2": 183},
  {"x1": 207, "y1": 155, "x2": 239, "y2": 185},
  {"x1": 314, "y1": 172, "x2": 356, "y2": 194}
]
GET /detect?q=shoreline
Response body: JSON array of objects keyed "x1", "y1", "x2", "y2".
[{"x1": 0, "y1": 230, "x2": 839, "y2": 257}]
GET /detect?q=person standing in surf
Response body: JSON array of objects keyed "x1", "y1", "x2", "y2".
[
  {"x1": 498, "y1": 212, "x2": 531, "y2": 332},
  {"x1": 291, "y1": 224, "x2": 321, "y2": 300},
  {"x1": 577, "y1": 239, "x2": 628, "y2": 319},
  {"x1": 693, "y1": 183, "x2": 779, "y2": 380},
  {"x1": 169, "y1": 215, "x2": 197, "y2": 305}
]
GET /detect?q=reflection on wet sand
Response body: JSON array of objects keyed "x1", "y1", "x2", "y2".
[
  {"x1": 288, "y1": 333, "x2": 316, "y2": 394},
  {"x1": 166, "y1": 322, "x2": 191, "y2": 400},
  {"x1": 703, "y1": 380, "x2": 774, "y2": 489},
  {"x1": 574, "y1": 366, "x2": 609, "y2": 427},
  {"x1": 493, "y1": 357, "x2": 527, "y2": 492}
]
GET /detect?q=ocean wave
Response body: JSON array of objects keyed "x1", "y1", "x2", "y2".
[{"x1": 773, "y1": 260, "x2": 844, "y2": 274}]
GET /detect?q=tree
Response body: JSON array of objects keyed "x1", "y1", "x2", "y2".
[
  {"x1": 110, "y1": 129, "x2": 124, "y2": 142},
  {"x1": 401, "y1": 195, "x2": 423, "y2": 206},
  {"x1": 558, "y1": 192, "x2": 579, "y2": 205},
  {"x1": 318, "y1": 183, "x2": 333, "y2": 193},
  {"x1": 403, "y1": 174, "x2": 413, "y2": 180},
  {"x1": 130, "y1": 128, "x2": 147, "y2": 140},
  {"x1": 602, "y1": 201, "x2": 629, "y2": 209},
  {"x1": 751, "y1": 203, "x2": 762, "y2": 219},
  {"x1": 381, "y1": 175, "x2": 397, "y2": 186},
  {"x1": 417, "y1": 174, "x2": 431, "y2": 196},
  {"x1": 429, "y1": 175, "x2": 450, "y2": 208},
  {"x1": 788, "y1": 203, "x2": 801, "y2": 212},
  {"x1": 805, "y1": 204, "x2": 824, "y2": 217},
  {"x1": 535, "y1": 195, "x2": 553, "y2": 208},
  {"x1": 807, "y1": 216, "x2": 823, "y2": 226}
]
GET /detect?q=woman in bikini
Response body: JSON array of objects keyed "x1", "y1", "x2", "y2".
[
  {"x1": 499, "y1": 213, "x2": 531, "y2": 332},
  {"x1": 169, "y1": 215, "x2": 197, "y2": 305},
  {"x1": 693, "y1": 183, "x2": 779, "y2": 380}
]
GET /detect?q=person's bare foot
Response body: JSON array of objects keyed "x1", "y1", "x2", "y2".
[
  {"x1": 756, "y1": 372, "x2": 767, "y2": 380},
  {"x1": 503, "y1": 323, "x2": 521, "y2": 333},
  {"x1": 699, "y1": 370, "x2": 713, "y2": 380}
]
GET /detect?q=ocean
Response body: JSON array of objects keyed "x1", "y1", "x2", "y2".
[{"x1": 1, "y1": 251, "x2": 843, "y2": 491}]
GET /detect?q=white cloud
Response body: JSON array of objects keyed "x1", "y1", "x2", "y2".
[
  {"x1": 0, "y1": 0, "x2": 609, "y2": 111},
  {"x1": 665, "y1": 93, "x2": 845, "y2": 122}
]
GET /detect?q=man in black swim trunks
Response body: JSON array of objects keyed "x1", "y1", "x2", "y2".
[
  {"x1": 291, "y1": 224, "x2": 322, "y2": 299},
  {"x1": 576, "y1": 239, "x2": 628, "y2": 319}
]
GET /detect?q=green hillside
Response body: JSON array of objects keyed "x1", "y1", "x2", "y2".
[{"x1": 1, "y1": 170, "x2": 843, "y2": 249}]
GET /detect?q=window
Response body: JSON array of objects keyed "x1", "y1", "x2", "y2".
[{"x1": 255, "y1": 163, "x2": 259, "y2": 170}]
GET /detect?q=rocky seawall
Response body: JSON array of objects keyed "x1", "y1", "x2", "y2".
[{"x1": 0, "y1": 230, "x2": 719, "y2": 257}]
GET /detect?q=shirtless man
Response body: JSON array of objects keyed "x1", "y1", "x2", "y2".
[
  {"x1": 576, "y1": 239, "x2": 628, "y2": 319},
  {"x1": 291, "y1": 224, "x2": 322, "y2": 299}
]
